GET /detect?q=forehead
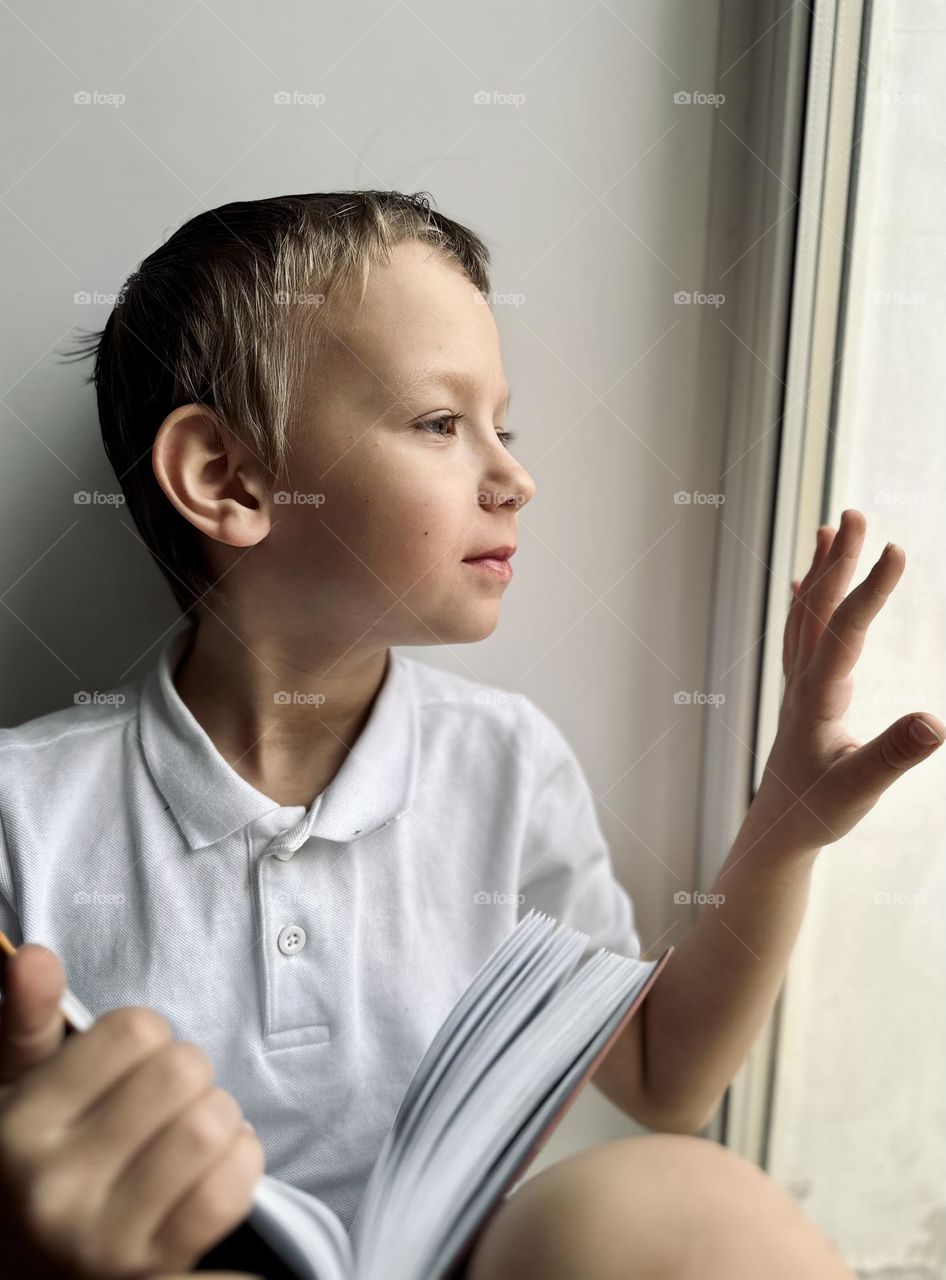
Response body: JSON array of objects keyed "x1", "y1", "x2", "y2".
[{"x1": 315, "y1": 246, "x2": 510, "y2": 411}]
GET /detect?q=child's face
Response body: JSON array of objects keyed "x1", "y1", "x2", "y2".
[{"x1": 264, "y1": 238, "x2": 535, "y2": 652}]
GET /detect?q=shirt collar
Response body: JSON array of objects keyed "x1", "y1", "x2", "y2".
[{"x1": 138, "y1": 626, "x2": 418, "y2": 853}]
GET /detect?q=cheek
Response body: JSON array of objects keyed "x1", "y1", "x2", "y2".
[
  {"x1": 285, "y1": 442, "x2": 471, "y2": 575},
  {"x1": 343, "y1": 458, "x2": 468, "y2": 548}
]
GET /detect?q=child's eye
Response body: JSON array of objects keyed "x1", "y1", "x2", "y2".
[
  {"x1": 417, "y1": 413, "x2": 463, "y2": 437},
  {"x1": 415, "y1": 413, "x2": 517, "y2": 448}
]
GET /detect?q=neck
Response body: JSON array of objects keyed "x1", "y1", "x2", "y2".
[{"x1": 172, "y1": 617, "x2": 390, "y2": 809}]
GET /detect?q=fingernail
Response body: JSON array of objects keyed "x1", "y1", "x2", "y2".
[{"x1": 909, "y1": 718, "x2": 942, "y2": 746}]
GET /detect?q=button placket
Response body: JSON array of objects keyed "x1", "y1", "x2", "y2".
[{"x1": 256, "y1": 840, "x2": 331, "y2": 1047}]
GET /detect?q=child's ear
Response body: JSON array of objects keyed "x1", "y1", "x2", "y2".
[{"x1": 152, "y1": 404, "x2": 272, "y2": 549}]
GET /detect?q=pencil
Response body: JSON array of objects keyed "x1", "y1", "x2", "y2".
[{"x1": 0, "y1": 929, "x2": 95, "y2": 1033}]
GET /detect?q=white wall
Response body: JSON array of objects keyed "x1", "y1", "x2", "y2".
[{"x1": 1, "y1": 0, "x2": 747, "y2": 1159}]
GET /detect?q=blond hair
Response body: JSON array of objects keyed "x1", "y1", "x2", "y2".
[{"x1": 64, "y1": 191, "x2": 492, "y2": 617}]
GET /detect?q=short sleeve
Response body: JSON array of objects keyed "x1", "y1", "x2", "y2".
[{"x1": 517, "y1": 701, "x2": 641, "y2": 960}]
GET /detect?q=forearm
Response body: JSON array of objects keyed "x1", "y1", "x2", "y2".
[
  {"x1": 633, "y1": 509, "x2": 943, "y2": 1133},
  {"x1": 640, "y1": 807, "x2": 820, "y2": 1133}
]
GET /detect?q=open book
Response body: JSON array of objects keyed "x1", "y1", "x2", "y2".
[{"x1": 200, "y1": 909, "x2": 673, "y2": 1280}]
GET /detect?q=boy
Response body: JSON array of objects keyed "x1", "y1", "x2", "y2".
[{"x1": 1, "y1": 191, "x2": 941, "y2": 1278}]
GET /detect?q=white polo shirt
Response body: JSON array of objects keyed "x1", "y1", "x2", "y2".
[{"x1": 0, "y1": 625, "x2": 640, "y2": 1231}]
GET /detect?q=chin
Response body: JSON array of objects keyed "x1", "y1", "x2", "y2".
[
  {"x1": 424, "y1": 605, "x2": 503, "y2": 646},
  {"x1": 456, "y1": 607, "x2": 503, "y2": 644}
]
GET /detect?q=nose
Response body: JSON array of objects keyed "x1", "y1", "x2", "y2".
[{"x1": 480, "y1": 451, "x2": 535, "y2": 513}]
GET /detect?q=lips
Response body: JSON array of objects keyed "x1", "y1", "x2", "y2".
[{"x1": 462, "y1": 545, "x2": 516, "y2": 562}]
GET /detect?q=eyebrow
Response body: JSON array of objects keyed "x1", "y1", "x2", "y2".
[{"x1": 391, "y1": 368, "x2": 513, "y2": 413}]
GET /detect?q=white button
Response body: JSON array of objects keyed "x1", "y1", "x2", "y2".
[
  {"x1": 272, "y1": 847, "x2": 294, "y2": 861},
  {"x1": 277, "y1": 924, "x2": 307, "y2": 955}
]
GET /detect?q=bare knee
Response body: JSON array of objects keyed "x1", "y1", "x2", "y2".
[
  {"x1": 466, "y1": 1135, "x2": 727, "y2": 1280},
  {"x1": 464, "y1": 1134, "x2": 855, "y2": 1280}
]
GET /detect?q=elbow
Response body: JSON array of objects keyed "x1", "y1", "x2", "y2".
[
  {"x1": 653, "y1": 1109, "x2": 715, "y2": 1137},
  {"x1": 637, "y1": 1092, "x2": 721, "y2": 1137}
]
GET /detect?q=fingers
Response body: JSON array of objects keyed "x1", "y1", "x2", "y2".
[
  {"x1": 797, "y1": 509, "x2": 866, "y2": 662},
  {"x1": 64, "y1": 1033, "x2": 263, "y2": 1271},
  {"x1": 0, "y1": 996, "x2": 261, "y2": 1280},
  {"x1": 150, "y1": 1123, "x2": 265, "y2": 1269},
  {"x1": 68, "y1": 1036, "x2": 218, "y2": 1185},
  {"x1": 806, "y1": 541, "x2": 905, "y2": 686},
  {"x1": 0, "y1": 945, "x2": 66, "y2": 1087},
  {"x1": 829, "y1": 711, "x2": 945, "y2": 805},
  {"x1": 116, "y1": 1087, "x2": 245, "y2": 1218},
  {"x1": 5, "y1": 1005, "x2": 172, "y2": 1133},
  {"x1": 109, "y1": 1090, "x2": 256, "y2": 1266},
  {"x1": 784, "y1": 525, "x2": 833, "y2": 676}
]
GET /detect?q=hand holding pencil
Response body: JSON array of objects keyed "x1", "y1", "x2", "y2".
[{"x1": 0, "y1": 933, "x2": 264, "y2": 1279}]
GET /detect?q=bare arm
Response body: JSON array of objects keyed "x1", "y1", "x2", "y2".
[{"x1": 595, "y1": 510, "x2": 943, "y2": 1132}]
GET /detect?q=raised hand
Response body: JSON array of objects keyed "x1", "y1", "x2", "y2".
[{"x1": 752, "y1": 507, "x2": 943, "y2": 854}]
